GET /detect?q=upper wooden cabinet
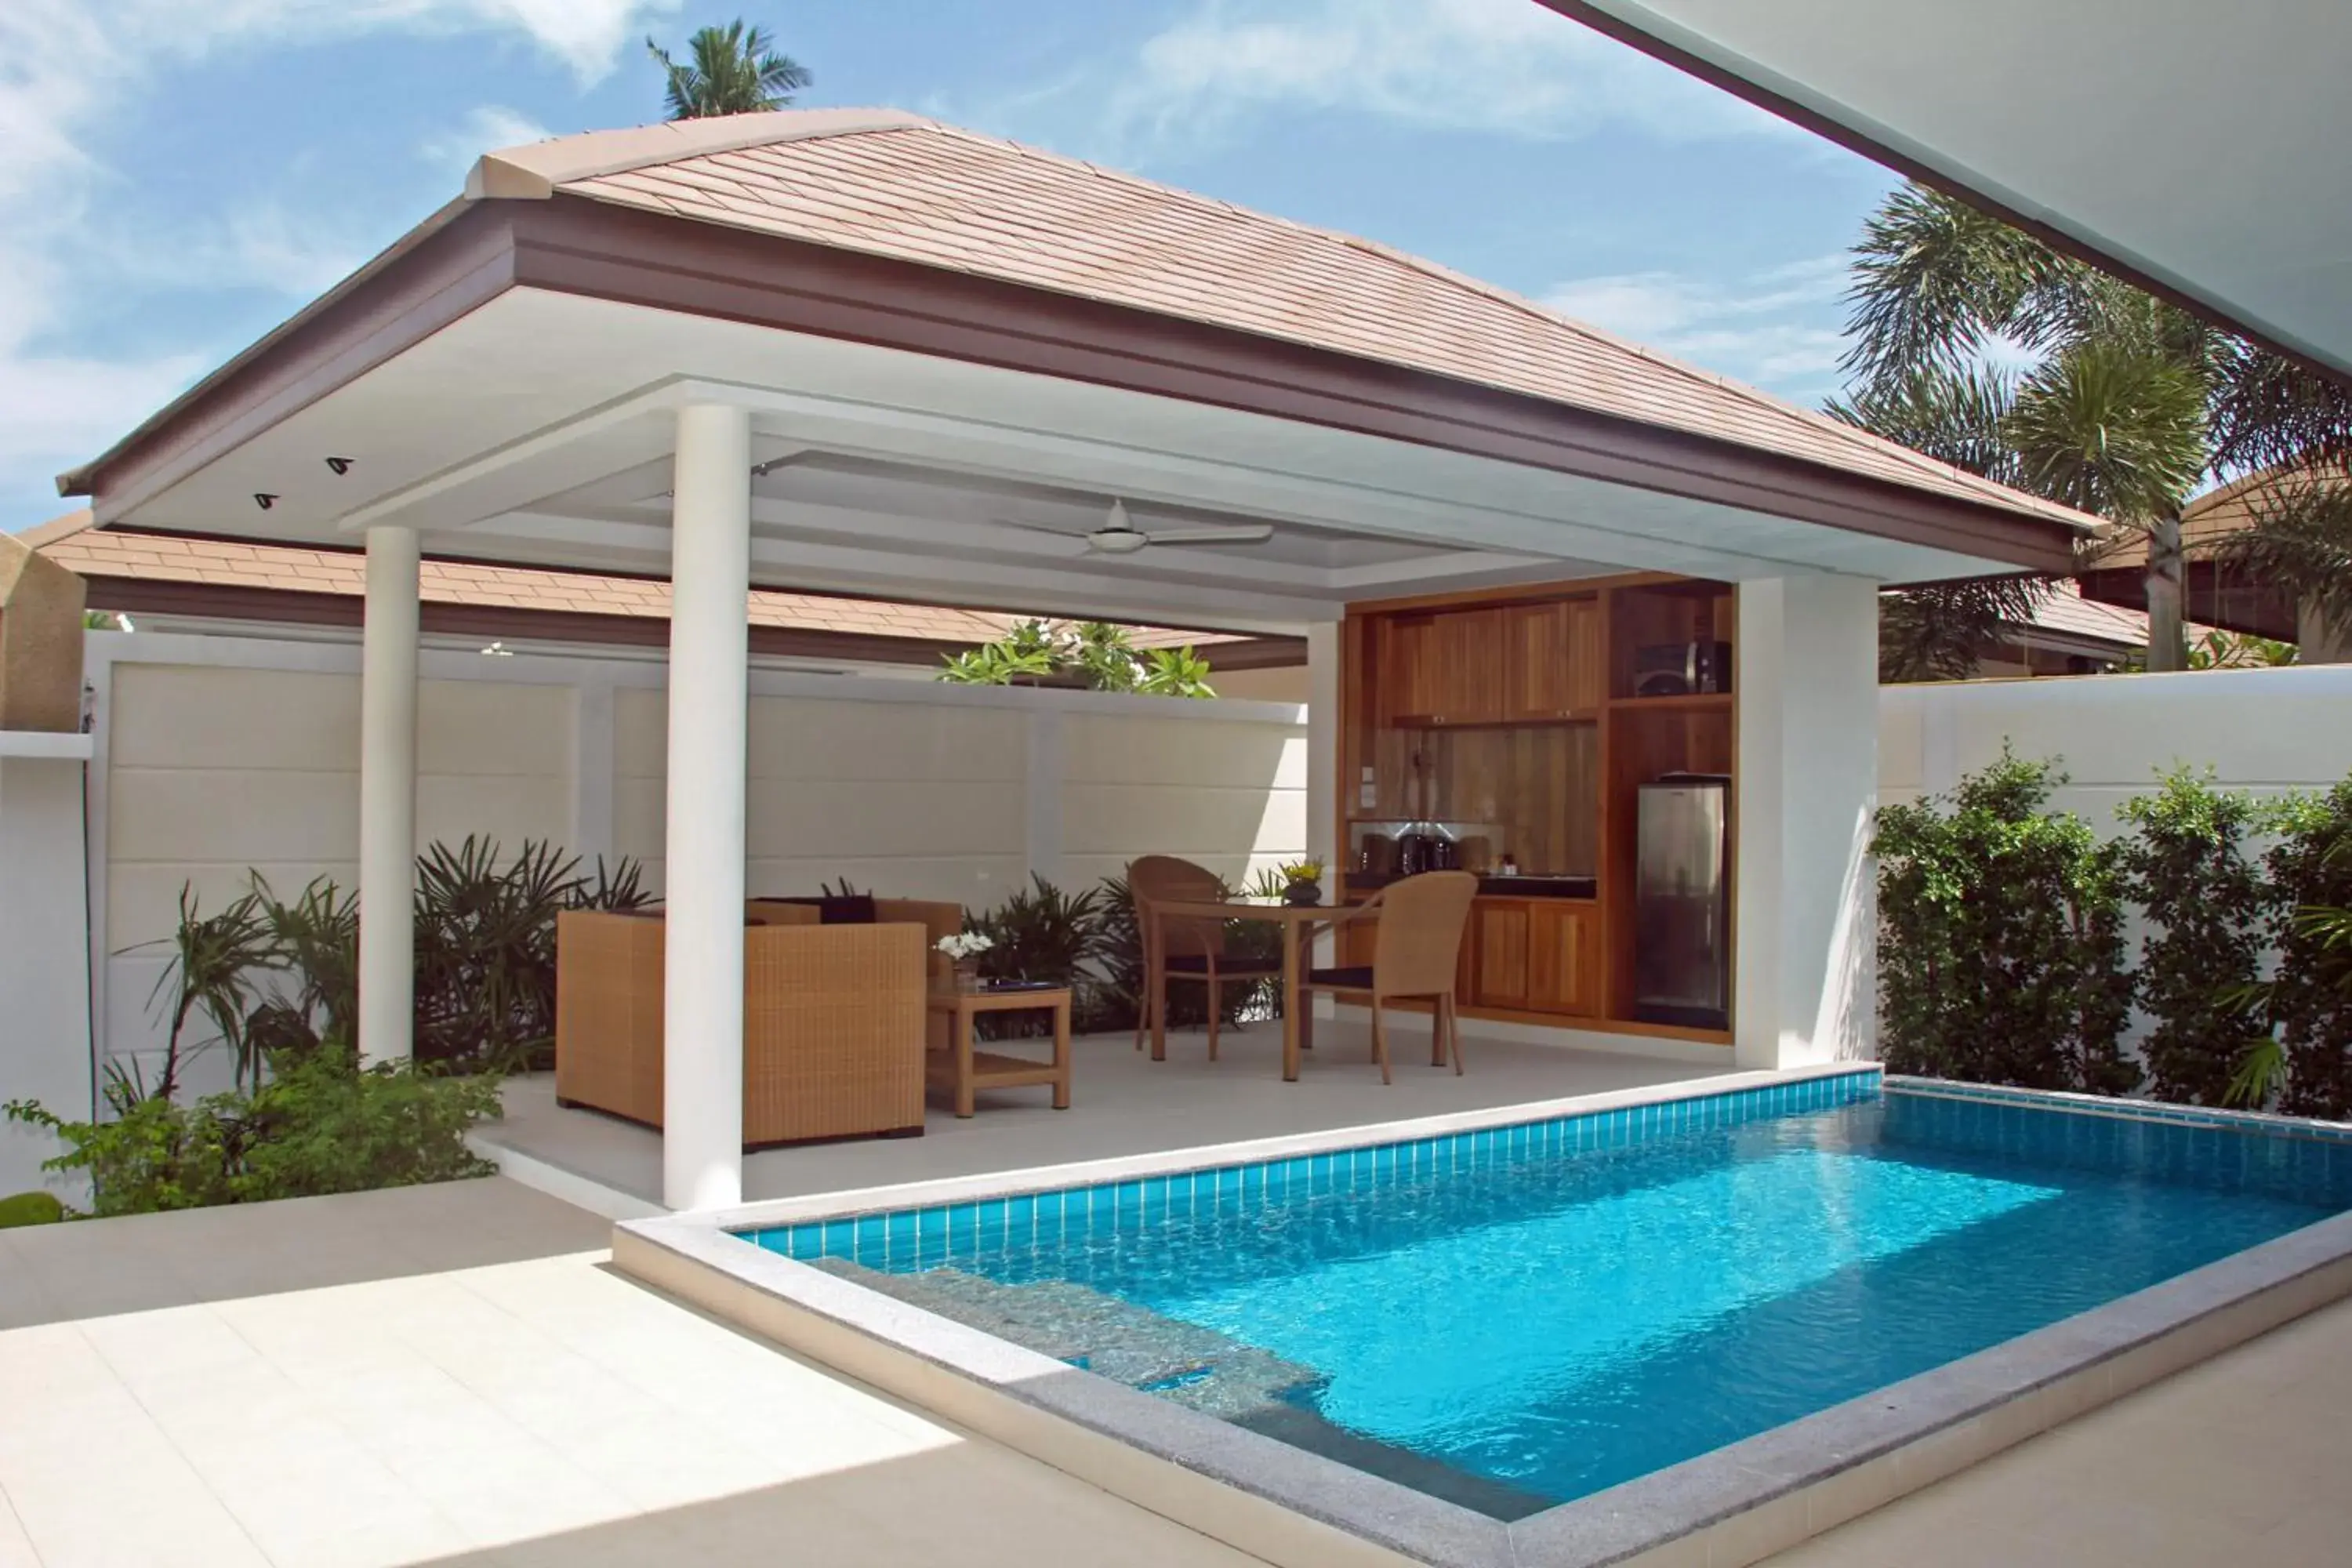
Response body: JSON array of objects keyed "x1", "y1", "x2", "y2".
[
  {"x1": 1377, "y1": 603, "x2": 1598, "y2": 728},
  {"x1": 1504, "y1": 600, "x2": 1602, "y2": 720},
  {"x1": 1379, "y1": 610, "x2": 1510, "y2": 726}
]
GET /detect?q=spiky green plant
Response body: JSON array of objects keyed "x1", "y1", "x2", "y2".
[{"x1": 645, "y1": 19, "x2": 810, "y2": 120}]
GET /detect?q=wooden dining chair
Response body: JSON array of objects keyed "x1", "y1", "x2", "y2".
[
  {"x1": 1303, "y1": 870, "x2": 1478, "y2": 1083},
  {"x1": 1126, "y1": 855, "x2": 1280, "y2": 1060}
]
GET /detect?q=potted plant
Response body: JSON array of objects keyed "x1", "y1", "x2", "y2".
[
  {"x1": 1279, "y1": 858, "x2": 1326, "y2": 907},
  {"x1": 937, "y1": 931, "x2": 993, "y2": 990}
]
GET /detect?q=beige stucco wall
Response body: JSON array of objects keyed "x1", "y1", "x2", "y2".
[
  {"x1": 1880, "y1": 664, "x2": 2352, "y2": 829},
  {"x1": 614, "y1": 688, "x2": 1031, "y2": 908},
  {"x1": 1206, "y1": 663, "x2": 1309, "y2": 703},
  {"x1": 1060, "y1": 710, "x2": 1307, "y2": 891},
  {"x1": 105, "y1": 663, "x2": 574, "y2": 953}
]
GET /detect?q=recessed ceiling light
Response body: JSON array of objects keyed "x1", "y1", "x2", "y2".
[
  {"x1": 253, "y1": 492, "x2": 278, "y2": 510},
  {"x1": 325, "y1": 456, "x2": 354, "y2": 475}
]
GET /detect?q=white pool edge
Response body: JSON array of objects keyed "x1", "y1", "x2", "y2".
[{"x1": 612, "y1": 1068, "x2": 2352, "y2": 1568}]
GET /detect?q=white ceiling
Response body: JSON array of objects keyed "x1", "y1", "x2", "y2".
[
  {"x1": 1566, "y1": 0, "x2": 2352, "y2": 376},
  {"x1": 111, "y1": 289, "x2": 2021, "y2": 630}
]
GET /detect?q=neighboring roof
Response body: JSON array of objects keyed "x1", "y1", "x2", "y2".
[
  {"x1": 2013, "y1": 580, "x2": 2163, "y2": 650},
  {"x1": 477, "y1": 111, "x2": 2092, "y2": 536},
  {"x1": 30, "y1": 512, "x2": 1272, "y2": 662},
  {"x1": 62, "y1": 110, "x2": 2100, "y2": 572},
  {"x1": 2081, "y1": 467, "x2": 2339, "y2": 574}
]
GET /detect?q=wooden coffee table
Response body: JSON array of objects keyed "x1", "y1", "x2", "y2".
[{"x1": 925, "y1": 985, "x2": 1073, "y2": 1117}]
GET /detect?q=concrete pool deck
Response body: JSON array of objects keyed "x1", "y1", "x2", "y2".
[
  {"x1": 474, "y1": 1024, "x2": 1730, "y2": 1213},
  {"x1": 3, "y1": 1173, "x2": 2350, "y2": 1565}
]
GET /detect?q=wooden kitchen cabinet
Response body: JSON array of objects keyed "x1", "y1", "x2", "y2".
[
  {"x1": 1471, "y1": 900, "x2": 1530, "y2": 1007},
  {"x1": 1378, "y1": 609, "x2": 1512, "y2": 726},
  {"x1": 1526, "y1": 902, "x2": 1601, "y2": 1016},
  {"x1": 1377, "y1": 615, "x2": 1439, "y2": 725},
  {"x1": 1504, "y1": 600, "x2": 1602, "y2": 719}
]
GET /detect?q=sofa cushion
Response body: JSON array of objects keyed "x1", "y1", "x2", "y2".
[{"x1": 772, "y1": 894, "x2": 880, "y2": 925}]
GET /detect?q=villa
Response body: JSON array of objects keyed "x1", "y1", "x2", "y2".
[{"x1": 7, "y1": 74, "x2": 2352, "y2": 1568}]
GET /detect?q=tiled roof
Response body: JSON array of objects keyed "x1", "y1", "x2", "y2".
[
  {"x1": 31, "y1": 513, "x2": 1234, "y2": 651},
  {"x1": 1997, "y1": 579, "x2": 2217, "y2": 652},
  {"x1": 2080, "y1": 466, "x2": 2340, "y2": 573},
  {"x1": 470, "y1": 111, "x2": 2096, "y2": 536}
]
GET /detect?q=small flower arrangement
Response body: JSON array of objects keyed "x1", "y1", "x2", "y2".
[
  {"x1": 937, "y1": 931, "x2": 993, "y2": 960},
  {"x1": 1279, "y1": 858, "x2": 1326, "y2": 906}
]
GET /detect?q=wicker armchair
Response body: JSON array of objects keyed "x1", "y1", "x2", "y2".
[
  {"x1": 1304, "y1": 870, "x2": 1478, "y2": 1083},
  {"x1": 555, "y1": 905, "x2": 929, "y2": 1146},
  {"x1": 1127, "y1": 855, "x2": 1281, "y2": 1061}
]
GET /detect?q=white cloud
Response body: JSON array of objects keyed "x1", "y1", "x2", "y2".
[
  {"x1": 1543, "y1": 256, "x2": 1854, "y2": 395},
  {"x1": 0, "y1": 0, "x2": 676, "y2": 521},
  {"x1": 423, "y1": 104, "x2": 557, "y2": 172},
  {"x1": 1100, "y1": 0, "x2": 1788, "y2": 154}
]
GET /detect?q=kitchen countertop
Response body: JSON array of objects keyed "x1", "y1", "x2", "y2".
[{"x1": 1346, "y1": 873, "x2": 1597, "y2": 899}]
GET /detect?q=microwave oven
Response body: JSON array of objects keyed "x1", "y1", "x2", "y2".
[{"x1": 1633, "y1": 639, "x2": 1733, "y2": 698}]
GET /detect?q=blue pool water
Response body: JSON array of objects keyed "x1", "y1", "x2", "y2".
[{"x1": 751, "y1": 1076, "x2": 2352, "y2": 1511}]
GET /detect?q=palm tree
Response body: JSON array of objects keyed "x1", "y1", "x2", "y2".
[
  {"x1": 645, "y1": 20, "x2": 811, "y2": 120},
  {"x1": 1828, "y1": 347, "x2": 2206, "y2": 680},
  {"x1": 1835, "y1": 184, "x2": 2343, "y2": 673}
]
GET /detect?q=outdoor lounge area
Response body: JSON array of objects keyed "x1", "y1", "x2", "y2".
[{"x1": 38, "y1": 94, "x2": 2352, "y2": 1568}]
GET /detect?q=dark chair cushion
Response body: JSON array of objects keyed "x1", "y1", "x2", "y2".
[
  {"x1": 1306, "y1": 965, "x2": 1374, "y2": 990},
  {"x1": 772, "y1": 894, "x2": 879, "y2": 925},
  {"x1": 1163, "y1": 952, "x2": 1283, "y2": 976}
]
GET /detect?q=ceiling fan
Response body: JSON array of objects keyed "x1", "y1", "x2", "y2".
[{"x1": 1003, "y1": 498, "x2": 1273, "y2": 556}]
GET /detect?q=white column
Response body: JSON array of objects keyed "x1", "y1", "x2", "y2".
[
  {"x1": 1733, "y1": 574, "x2": 1878, "y2": 1072},
  {"x1": 358, "y1": 525, "x2": 419, "y2": 1067},
  {"x1": 662, "y1": 402, "x2": 753, "y2": 1212},
  {"x1": 1305, "y1": 622, "x2": 1341, "y2": 978}
]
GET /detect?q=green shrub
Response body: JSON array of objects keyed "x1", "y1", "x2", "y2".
[
  {"x1": 140, "y1": 838, "x2": 650, "y2": 1085},
  {"x1": 2265, "y1": 782, "x2": 2352, "y2": 1118},
  {"x1": 5, "y1": 1047, "x2": 499, "y2": 1218},
  {"x1": 2116, "y1": 771, "x2": 2281, "y2": 1105},
  {"x1": 0, "y1": 1191, "x2": 64, "y2": 1228},
  {"x1": 413, "y1": 837, "x2": 651, "y2": 1073},
  {"x1": 937, "y1": 618, "x2": 1218, "y2": 698},
  {"x1": 1875, "y1": 751, "x2": 2137, "y2": 1093}
]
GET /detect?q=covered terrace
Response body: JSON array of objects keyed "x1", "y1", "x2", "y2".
[{"x1": 60, "y1": 109, "x2": 2093, "y2": 1211}]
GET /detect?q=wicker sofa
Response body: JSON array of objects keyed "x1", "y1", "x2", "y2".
[{"x1": 554, "y1": 896, "x2": 963, "y2": 1146}]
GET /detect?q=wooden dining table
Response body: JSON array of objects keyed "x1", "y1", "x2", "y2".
[{"x1": 1142, "y1": 894, "x2": 1372, "y2": 1080}]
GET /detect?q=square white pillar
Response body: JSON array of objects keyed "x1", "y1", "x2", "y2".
[
  {"x1": 1733, "y1": 574, "x2": 1878, "y2": 1072},
  {"x1": 358, "y1": 524, "x2": 419, "y2": 1067},
  {"x1": 1305, "y1": 622, "x2": 1340, "y2": 975},
  {"x1": 662, "y1": 402, "x2": 753, "y2": 1212}
]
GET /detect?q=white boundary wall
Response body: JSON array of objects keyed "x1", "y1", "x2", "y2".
[
  {"x1": 1882, "y1": 664, "x2": 2352, "y2": 827},
  {"x1": 80, "y1": 631, "x2": 1306, "y2": 1100}
]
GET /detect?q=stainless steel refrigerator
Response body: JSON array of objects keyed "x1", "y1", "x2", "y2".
[{"x1": 1634, "y1": 775, "x2": 1730, "y2": 1029}]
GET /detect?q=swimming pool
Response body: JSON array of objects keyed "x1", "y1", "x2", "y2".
[{"x1": 745, "y1": 1073, "x2": 2352, "y2": 1517}]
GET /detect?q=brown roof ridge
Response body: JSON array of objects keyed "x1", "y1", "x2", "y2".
[
  {"x1": 15, "y1": 507, "x2": 96, "y2": 549},
  {"x1": 468, "y1": 107, "x2": 939, "y2": 200}
]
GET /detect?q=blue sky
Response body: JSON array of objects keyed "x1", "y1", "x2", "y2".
[{"x1": 0, "y1": 0, "x2": 1896, "y2": 534}]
